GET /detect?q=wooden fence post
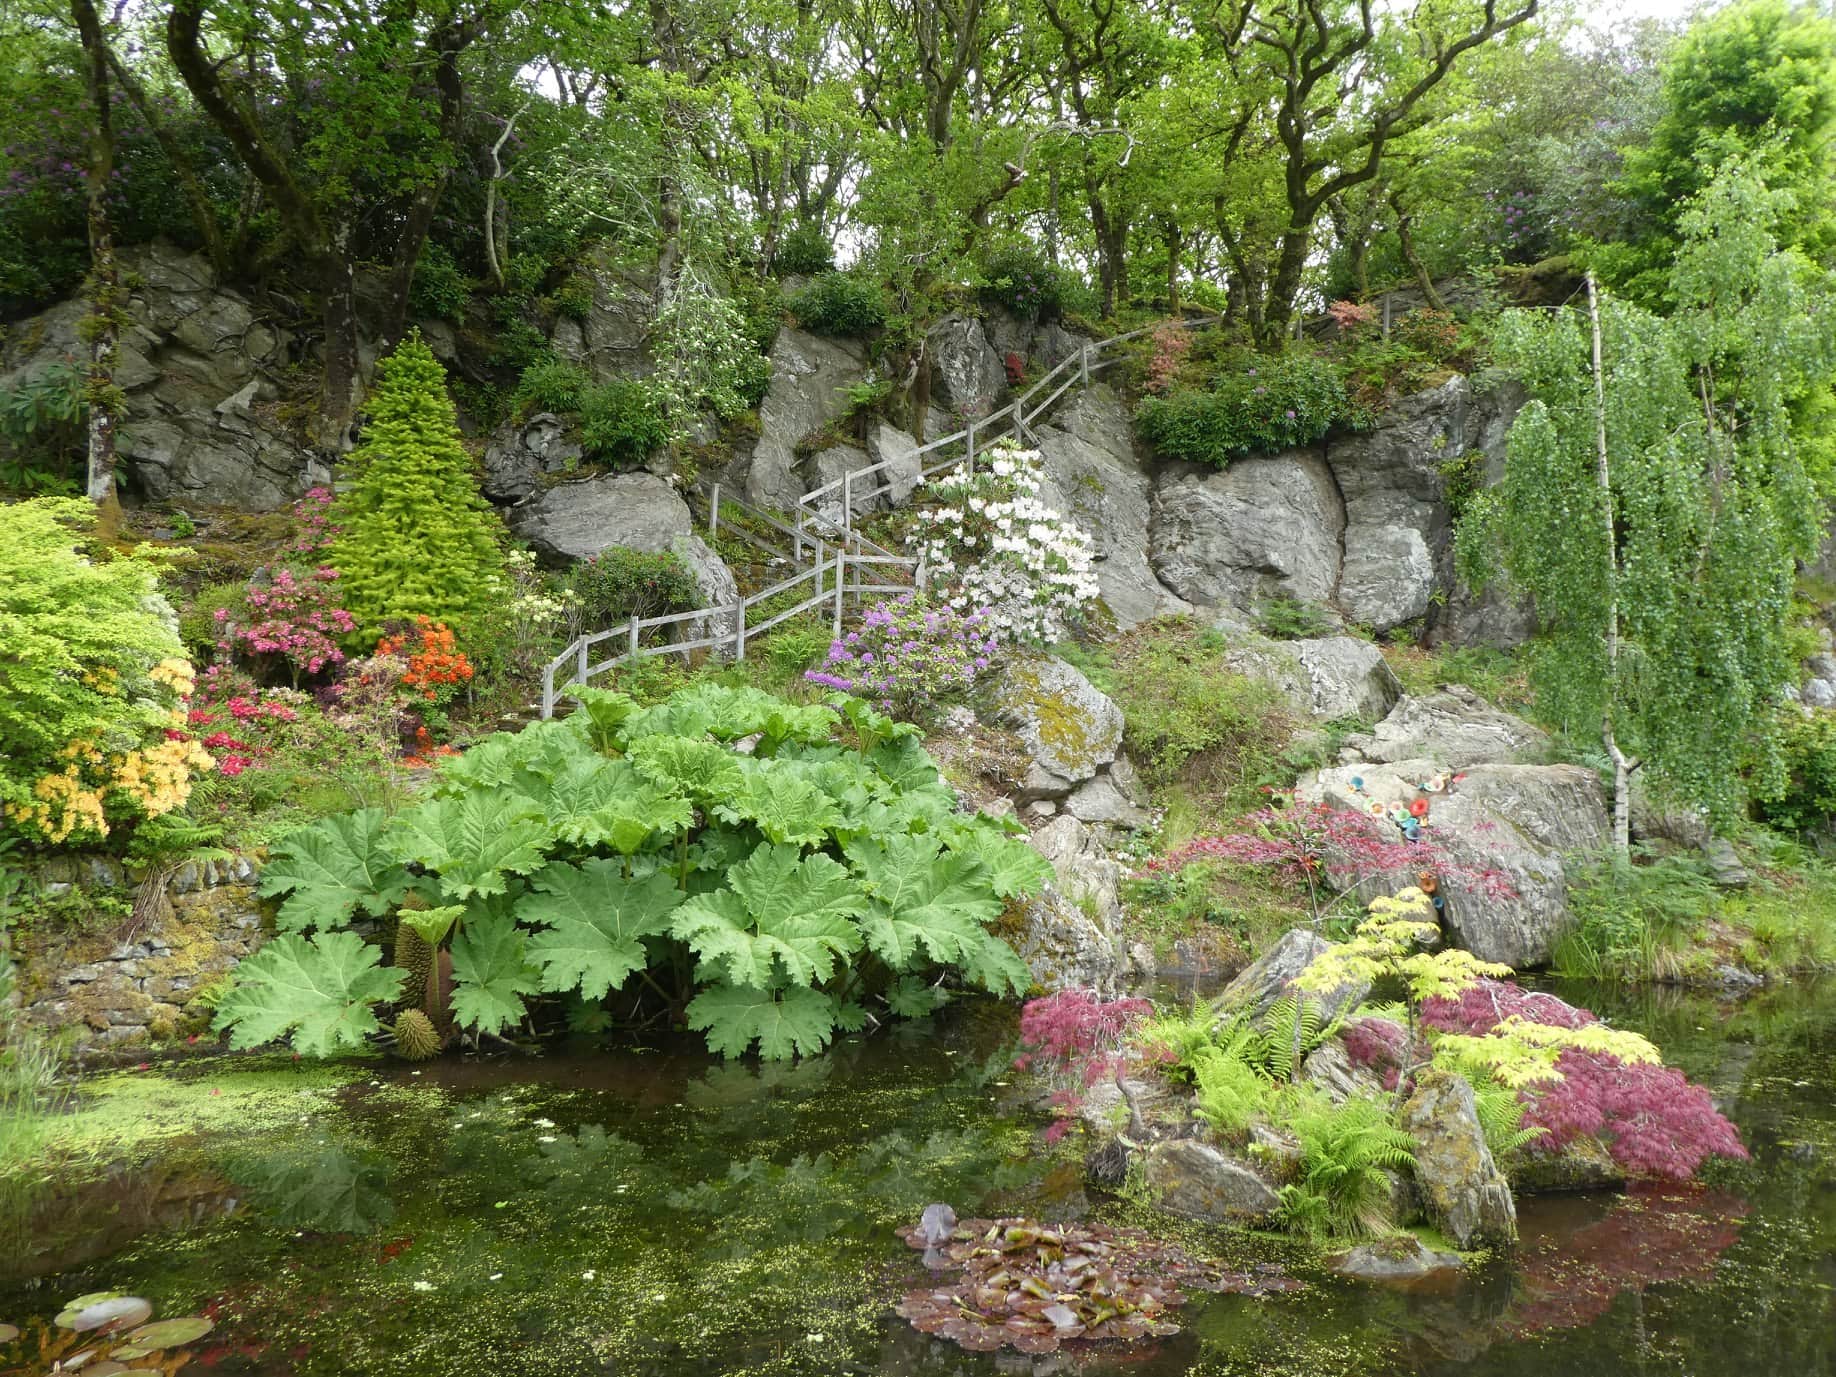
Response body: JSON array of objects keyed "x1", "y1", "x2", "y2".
[
  {"x1": 708, "y1": 482, "x2": 720, "y2": 541},
  {"x1": 734, "y1": 597, "x2": 747, "y2": 662},
  {"x1": 541, "y1": 663, "x2": 556, "y2": 720},
  {"x1": 576, "y1": 636, "x2": 590, "y2": 687},
  {"x1": 832, "y1": 550, "x2": 845, "y2": 636}
]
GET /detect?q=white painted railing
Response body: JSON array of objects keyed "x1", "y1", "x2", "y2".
[{"x1": 539, "y1": 313, "x2": 1218, "y2": 717}]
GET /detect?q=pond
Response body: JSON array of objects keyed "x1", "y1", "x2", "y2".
[{"x1": 2, "y1": 978, "x2": 1832, "y2": 1377}]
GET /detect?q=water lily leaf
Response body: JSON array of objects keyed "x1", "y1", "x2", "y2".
[
  {"x1": 121, "y1": 1316, "x2": 213, "y2": 1349},
  {"x1": 0, "y1": 1322, "x2": 16, "y2": 1342},
  {"x1": 56, "y1": 1293, "x2": 125, "y2": 1326},
  {"x1": 67, "y1": 1297, "x2": 150, "y2": 1333}
]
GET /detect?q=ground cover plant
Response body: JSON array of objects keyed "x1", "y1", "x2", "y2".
[{"x1": 217, "y1": 682, "x2": 1051, "y2": 1060}]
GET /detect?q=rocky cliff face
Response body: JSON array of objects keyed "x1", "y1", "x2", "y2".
[
  {"x1": 1, "y1": 242, "x2": 311, "y2": 508},
  {"x1": 3, "y1": 246, "x2": 1531, "y2": 647}
]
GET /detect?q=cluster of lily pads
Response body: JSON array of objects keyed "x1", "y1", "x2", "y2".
[
  {"x1": 0, "y1": 1292, "x2": 213, "y2": 1375},
  {"x1": 894, "y1": 1210, "x2": 1298, "y2": 1354}
]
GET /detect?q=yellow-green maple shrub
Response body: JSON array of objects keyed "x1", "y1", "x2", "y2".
[
  {"x1": 0, "y1": 498, "x2": 213, "y2": 845},
  {"x1": 327, "y1": 334, "x2": 508, "y2": 646}
]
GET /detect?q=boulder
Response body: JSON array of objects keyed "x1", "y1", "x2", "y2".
[
  {"x1": 1212, "y1": 928, "x2": 1369, "y2": 1025},
  {"x1": 865, "y1": 421, "x2": 924, "y2": 504},
  {"x1": 745, "y1": 328, "x2": 867, "y2": 510},
  {"x1": 1509, "y1": 1136, "x2": 1626, "y2": 1194},
  {"x1": 510, "y1": 473, "x2": 739, "y2": 644},
  {"x1": 1150, "y1": 452, "x2": 1345, "y2": 613},
  {"x1": 481, "y1": 412, "x2": 584, "y2": 503},
  {"x1": 1341, "y1": 687, "x2": 1552, "y2": 769},
  {"x1": 1297, "y1": 759, "x2": 1608, "y2": 968},
  {"x1": 1401, "y1": 1069, "x2": 1517, "y2": 1248},
  {"x1": 925, "y1": 313, "x2": 1008, "y2": 427},
  {"x1": 1338, "y1": 524, "x2": 1436, "y2": 631},
  {"x1": 1033, "y1": 385, "x2": 1191, "y2": 628},
  {"x1": 1, "y1": 242, "x2": 309, "y2": 508},
  {"x1": 1010, "y1": 815, "x2": 1127, "y2": 996},
  {"x1": 1062, "y1": 773, "x2": 1153, "y2": 830},
  {"x1": 1226, "y1": 635, "x2": 1403, "y2": 723},
  {"x1": 1299, "y1": 1039, "x2": 1389, "y2": 1105},
  {"x1": 1142, "y1": 1140, "x2": 1281, "y2": 1223},
  {"x1": 545, "y1": 255, "x2": 655, "y2": 382},
  {"x1": 983, "y1": 654, "x2": 1124, "y2": 799},
  {"x1": 1330, "y1": 1235, "x2": 1464, "y2": 1283}
]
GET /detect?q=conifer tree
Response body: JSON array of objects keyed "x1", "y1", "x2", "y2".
[{"x1": 328, "y1": 334, "x2": 506, "y2": 646}]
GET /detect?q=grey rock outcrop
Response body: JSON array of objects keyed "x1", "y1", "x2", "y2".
[
  {"x1": 745, "y1": 328, "x2": 867, "y2": 510},
  {"x1": 1, "y1": 242, "x2": 307, "y2": 508},
  {"x1": 545, "y1": 256, "x2": 656, "y2": 382},
  {"x1": 1297, "y1": 760, "x2": 1609, "y2": 967},
  {"x1": 1226, "y1": 635, "x2": 1403, "y2": 723},
  {"x1": 510, "y1": 472, "x2": 739, "y2": 645},
  {"x1": 481, "y1": 413, "x2": 584, "y2": 503},
  {"x1": 1402, "y1": 1069, "x2": 1517, "y2": 1248},
  {"x1": 1341, "y1": 687, "x2": 1552, "y2": 769},
  {"x1": 1142, "y1": 1140, "x2": 1281, "y2": 1223},
  {"x1": 1034, "y1": 385, "x2": 1190, "y2": 628},
  {"x1": 1331, "y1": 1236, "x2": 1464, "y2": 1283},
  {"x1": 1212, "y1": 928, "x2": 1369, "y2": 1025},
  {"x1": 1012, "y1": 816, "x2": 1127, "y2": 995},
  {"x1": 1151, "y1": 453, "x2": 1346, "y2": 612},
  {"x1": 799, "y1": 420, "x2": 922, "y2": 521},
  {"x1": 1299, "y1": 1040, "x2": 1389, "y2": 1105},
  {"x1": 925, "y1": 313, "x2": 1009, "y2": 428},
  {"x1": 983, "y1": 654, "x2": 1124, "y2": 800}
]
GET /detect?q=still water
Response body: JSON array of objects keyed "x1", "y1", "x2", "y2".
[{"x1": 2, "y1": 980, "x2": 1832, "y2": 1376}]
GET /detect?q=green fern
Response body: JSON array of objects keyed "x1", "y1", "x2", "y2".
[
  {"x1": 1258, "y1": 993, "x2": 1344, "y2": 1082},
  {"x1": 1466, "y1": 1075, "x2": 1546, "y2": 1161},
  {"x1": 1190, "y1": 1035, "x2": 1278, "y2": 1139},
  {"x1": 1276, "y1": 1093, "x2": 1416, "y2": 1241}
]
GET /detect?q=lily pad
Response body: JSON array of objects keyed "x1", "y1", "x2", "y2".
[
  {"x1": 68, "y1": 1297, "x2": 152, "y2": 1334},
  {"x1": 0, "y1": 1322, "x2": 16, "y2": 1342},
  {"x1": 54, "y1": 1293, "x2": 127, "y2": 1328},
  {"x1": 119, "y1": 1316, "x2": 214, "y2": 1350}
]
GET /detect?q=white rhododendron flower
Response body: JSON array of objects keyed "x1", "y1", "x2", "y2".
[{"x1": 915, "y1": 441, "x2": 1099, "y2": 644}]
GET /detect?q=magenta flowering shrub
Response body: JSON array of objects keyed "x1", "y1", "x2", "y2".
[
  {"x1": 224, "y1": 567, "x2": 357, "y2": 684},
  {"x1": 1403, "y1": 979, "x2": 1747, "y2": 1182},
  {"x1": 1015, "y1": 990, "x2": 1154, "y2": 1143},
  {"x1": 290, "y1": 486, "x2": 341, "y2": 554},
  {"x1": 805, "y1": 593, "x2": 998, "y2": 720}
]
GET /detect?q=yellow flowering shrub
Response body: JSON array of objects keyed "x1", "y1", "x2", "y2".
[{"x1": 0, "y1": 499, "x2": 216, "y2": 846}]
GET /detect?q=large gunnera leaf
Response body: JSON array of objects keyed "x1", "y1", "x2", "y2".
[
  {"x1": 211, "y1": 931, "x2": 406, "y2": 1056},
  {"x1": 845, "y1": 833, "x2": 1002, "y2": 970},
  {"x1": 686, "y1": 982, "x2": 838, "y2": 1060},
  {"x1": 448, "y1": 910, "x2": 542, "y2": 1035},
  {"x1": 384, "y1": 790, "x2": 553, "y2": 900},
  {"x1": 713, "y1": 764, "x2": 846, "y2": 846},
  {"x1": 627, "y1": 734, "x2": 746, "y2": 800},
  {"x1": 938, "y1": 817, "x2": 1054, "y2": 899},
  {"x1": 259, "y1": 809, "x2": 413, "y2": 933},
  {"x1": 520, "y1": 862, "x2": 683, "y2": 1000},
  {"x1": 671, "y1": 844, "x2": 864, "y2": 988},
  {"x1": 524, "y1": 757, "x2": 694, "y2": 853}
]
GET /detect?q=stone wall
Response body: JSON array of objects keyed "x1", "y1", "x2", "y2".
[{"x1": 12, "y1": 854, "x2": 267, "y2": 1053}]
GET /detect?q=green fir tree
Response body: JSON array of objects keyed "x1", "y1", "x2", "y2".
[{"x1": 328, "y1": 334, "x2": 507, "y2": 645}]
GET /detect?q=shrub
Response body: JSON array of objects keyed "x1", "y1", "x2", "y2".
[
  {"x1": 408, "y1": 242, "x2": 472, "y2": 322},
  {"x1": 327, "y1": 334, "x2": 509, "y2": 645},
  {"x1": 1136, "y1": 351, "x2": 1350, "y2": 467},
  {"x1": 788, "y1": 272, "x2": 886, "y2": 337},
  {"x1": 290, "y1": 485, "x2": 341, "y2": 555},
  {"x1": 1102, "y1": 618, "x2": 1293, "y2": 800},
  {"x1": 579, "y1": 378, "x2": 669, "y2": 466},
  {"x1": 1421, "y1": 978, "x2": 1748, "y2": 1182},
  {"x1": 566, "y1": 546, "x2": 701, "y2": 629},
  {"x1": 467, "y1": 547, "x2": 578, "y2": 687},
  {"x1": 181, "y1": 579, "x2": 250, "y2": 655},
  {"x1": 1255, "y1": 595, "x2": 1338, "y2": 640},
  {"x1": 514, "y1": 356, "x2": 592, "y2": 416},
  {"x1": 214, "y1": 683, "x2": 1049, "y2": 1059},
  {"x1": 979, "y1": 246, "x2": 1064, "y2": 323},
  {"x1": 914, "y1": 442, "x2": 1100, "y2": 644},
  {"x1": 1143, "y1": 323, "x2": 1192, "y2": 396},
  {"x1": 0, "y1": 498, "x2": 215, "y2": 845},
  {"x1": 229, "y1": 566, "x2": 358, "y2": 685},
  {"x1": 805, "y1": 594, "x2": 998, "y2": 721},
  {"x1": 1755, "y1": 710, "x2": 1836, "y2": 834},
  {"x1": 775, "y1": 222, "x2": 835, "y2": 277}
]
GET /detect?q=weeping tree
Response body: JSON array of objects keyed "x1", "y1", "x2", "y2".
[{"x1": 1460, "y1": 164, "x2": 1836, "y2": 849}]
